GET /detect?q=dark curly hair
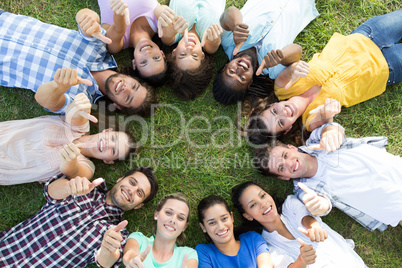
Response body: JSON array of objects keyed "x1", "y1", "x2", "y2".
[
  {"x1": 167, "y1": 52, "x2": 215, "y2": 101},
  {"x1": 253, "y1": 140, "x2": 286, "y2": 176},
  {"x1": 213, "y1": 64, "x2": 274, "y2": 105}
]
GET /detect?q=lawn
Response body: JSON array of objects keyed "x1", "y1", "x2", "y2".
[{"x1": 0, "y1": 0, "x2": 401, "y2": 267}]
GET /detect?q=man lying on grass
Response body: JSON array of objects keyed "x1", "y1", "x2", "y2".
[
  {"x1": 254, "y1": 122, "x2": 402, "y2": 231},
  {"x1": 0, "y1": 167, "x2": 158, "y2": 267}
]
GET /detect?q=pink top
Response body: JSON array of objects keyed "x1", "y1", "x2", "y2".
[
  {"x1": 0, "y1": 116, "x2": 94, "y2": 185},
  {"x1": 98, "y1": 0, "x2": 159, "y2": 49}
]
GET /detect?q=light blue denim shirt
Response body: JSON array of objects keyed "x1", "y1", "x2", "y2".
[{"x1": 221, "y1": 0, "x2": 319, "y2": 79}]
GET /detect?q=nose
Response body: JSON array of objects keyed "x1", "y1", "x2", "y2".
[{"x1": 217, "y1": 220, "x2": 225, "y2": 230}]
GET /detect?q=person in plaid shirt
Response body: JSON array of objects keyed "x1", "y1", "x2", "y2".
[
  {"x1": 0, "y1": 9, "x2": 156, "y2": 117},
  {"x1": 0, "y1": 167, "x2": 158, "y2": 267},
  {"x1": 254, "y1": 122, "x2": 402, "y2": 231}
]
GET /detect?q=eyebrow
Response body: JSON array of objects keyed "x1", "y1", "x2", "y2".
[
  {"x1": 113, "y1": 134, "x2": 118, "y2": 156},
  {"x1": 127, "y1": 84, "x2": 139, "y2": 105},
  {"x1": 277, "y1": 151, "x2": 285, "y2": 173}
]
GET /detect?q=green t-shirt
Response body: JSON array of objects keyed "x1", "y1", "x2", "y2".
[{"x1": 128, "y1": 232, "x2": 198, "y2": 267}]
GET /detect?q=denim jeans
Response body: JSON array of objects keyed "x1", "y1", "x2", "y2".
[{"x1": 351, "y1": 9, "x2": 402, "y2": 85}]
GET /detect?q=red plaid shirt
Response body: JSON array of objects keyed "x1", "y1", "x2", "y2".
[{"x1": 0, "y1": 176, "x2": 129, "y2": 267}]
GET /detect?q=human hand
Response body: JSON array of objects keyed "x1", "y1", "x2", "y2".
[
  {"x1": 284, "y1": 61, "x2": 309, "y2": 89},
  {"x1": 297, "y1": 238, "x2": 317, "y2": 265},
  {"x1": 256, "y1": 49, "x2": 284, "y2": 76},
  {"x1": 201, "y1": 24, "x2": 223, "y2": 47},
  {"x1": 307, "y1": 123, "x2": 344, "y2": 152},
  {"x1": 232, "y1": 23, "x2": 249, "y2": 55},
  {"x1": 298, "y1": 224, "x2": 328, "y2": 243},
  {"x1": 309, "y1": 98, "x2": 341, "y2": 123},
  {"x1": 173, "y1": 16, "x2": 189, "y2": 36},
  {"x1": 76, "y1": 10, "x2": 112, "y2": 44},
  {"x1": 297, "y1": 182, "x2": 330, "y2": 215},
  {"x1": 157, "y1": 7, "x2": 175, "y2": 38},
  {"x1": 110, "y1": 0, "x2": 130, "y2": 26},
  {"x1": 53, "y1": 68, "x2": 93, "y2": 93},
  {"x1": 67, "y1": 176, "x2": 104, "y2": 196},
  {"x1": 99, "y1": 220, "x2": 128, "y2": 255},
  {"x1": 124, "y1": 244, "x2": 151, "y2": 268},
  {"x1": 180, "y1": 253, "x2": 189, "y2": 268},
  {"x1": 69, "y1": 93, "x2": 98, "y2": 123},
  {"x1": 60, "y1": 143, "x2": 81, "y2": 167}
]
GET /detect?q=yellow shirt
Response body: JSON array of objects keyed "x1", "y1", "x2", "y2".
[{"x1": 274, "y1": 33, "x2": 389, "y2": 131}]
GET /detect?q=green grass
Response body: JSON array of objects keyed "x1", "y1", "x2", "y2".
[{"x1": 0, "y1": 0, "x2": 401, "y2": 267}]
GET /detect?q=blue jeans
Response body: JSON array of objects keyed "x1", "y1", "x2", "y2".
[{"x1": 351, "y1": 9, "x2": 402, "y2": 85}]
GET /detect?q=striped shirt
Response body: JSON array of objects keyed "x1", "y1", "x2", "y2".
[{"x1": 0, "y1": 11, "x2": 117, "y2": 114}]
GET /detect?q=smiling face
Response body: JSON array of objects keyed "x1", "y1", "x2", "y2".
[
  {"x1": 260, "y1": 101, "x2": 299, "y2": 135},
  {"x1": 172, "y1": 33, "x2": 205, "y2": 70},
  {"x1": 239, "y1": 185, "x2": 279, "y2": 224},
  {"x1": 155, "y1": 199, "x2": 189, "y2": 241},
  {"x1": 268, "y1": 145, "x2": 317, "y2": 180},
  {"x1": 104, "y1": 73, "x2": 148, "y2": 110},
  {"x1": 108, "y1": 172, "x2": 152, "y2": 211},
  {"x1": 200, "y1": 204, "x2": 235, "y2": 246},
  {"x1": 133, "y1": 39, "x2": 166, "y2": 77},
  {"x1": 222, "y1": 49, "x2": 257, "y2": 92},
  {"x1": 78, "y1": 129, "x2": 129, "y2": 163}
]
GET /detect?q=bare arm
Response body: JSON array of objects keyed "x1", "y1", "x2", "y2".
[
  {"x1": 35, "y1": 68, "x2": 93, "y2": 112},
  {"x1": 104, "y1": 0, "x2": 128, "y2": 53},
  {"x1": 256, "y1": 252, "x2": 273, "y2": 268},
  {"x1": 59, "y1": 143, "x2": 94, "y2": 179},
  {"x1": 123, "y1": 238, "x2": 151, "y2": 267},
  {"x1": 220, "y1": 6, "x2": 243, "y2": 31},
  {"x1": 47, "y1": 176, "x2": 104, "y2": 200}
]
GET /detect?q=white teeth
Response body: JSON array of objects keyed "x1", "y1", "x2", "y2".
[
  {"x1": 115, "y1": 81, "x2": 122, "y2": 93},
  {"x1": 165, "y1": 225, "x2": 175, "y2": 231},
  {"x1": 263, "y1": 206, "x2": 272, "y2": 215},
  {"x1": 140, "y1": 45, "x2": 151, "y2": 51},
  {"x1": 99, "y1": 140, "x2": 104, "y2": 152},
  {"x1": 294, "y1": 161, "x2": 299, "y2": 172},
  {"x1": 239, "y1": 61, "x2": 248, "y2": 69},
  {"x1": 217, "y1": 230, "x2": 228, "y2": 236},
  {"x1": 122, "y1": 190, "x2": 129, "y2": 201}
]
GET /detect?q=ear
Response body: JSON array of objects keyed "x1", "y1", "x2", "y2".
[
  {"x1": 230, "y1": 211, "x2": 234, "y2": 223},
  {"x1": 154, "y1": 211, "x2": 159, "y2": 220},
  {"x1": 134, "y1": 203, "x2": 144, "y2": 210},
  {"x1": 103, "y1": 159, "x2": 114, "y2": 164},
  {"x1": 278, "y1": 176, "x2": 290, "y2": 181},
  {"x1": 242, "y1": 212, "x2": 253, "y2": 221},
  {"x1": 199, "y1": 222, "x2": 207, "y2": 233},
  {"x1": 113, "y1": 103, "x2": 122, "y2": 110},
  {"x1": 161, "y1": 51, "x2": 165, "y2": 58},
  {"x1": 172, "y1": 48, "x2": 176, "y2": 56},
  {"x1": 201, "y1": 52, "x2": 205, "y2": 60},
  {"x1": 284, "y1": 125, "x2": 292, "y2": 135},
  {"x1": 116, "y1": 177, "x2": 124, "y2": 183},
  {"x1": 131, "y1": 59, "x2": 137, "y2": 70},
  {"x1": 287, "y1": 144, "x2": 298, "y2": 150}
]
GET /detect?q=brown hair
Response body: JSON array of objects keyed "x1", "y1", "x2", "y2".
[
  {"x1": 154, "y1": 193, "x2": 190, "y2": 246},
  {"x1": 167, "y1": 53, "x2": 215, "y2": 100}
]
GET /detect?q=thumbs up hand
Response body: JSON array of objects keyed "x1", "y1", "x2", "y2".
[
  {"x1": 296, "y1": 238, "x2": 317, "y2": 265},
  {"x1": 298, "y1": 225, "x2": 328, "y2": 243},
  {"x1": 100, "y1": 220, "x2": 128, "y2": 254},
  {"x1": 67, "y1": 176, "x2": 104, "y2": 196},
  {"x1": 298, "y1": 182, "x2": 331, "y2": 216},
  {"x1": 124, "y1": 244, "x2": 151, "y2": 268}
]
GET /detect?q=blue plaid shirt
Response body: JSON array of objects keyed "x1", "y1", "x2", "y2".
[
  {"x1": 0, "y1": 11, "x2": 117, "y2": 114},
  {"x1": 0, "y1": 176, "x2": 128, "y2": 267},
  {"x1": 294, "y1": 123, "x2": 389, "y2": 231}
]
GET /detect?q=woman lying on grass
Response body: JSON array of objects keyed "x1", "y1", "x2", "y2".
[
  {"x1": 0, "y1": 91, "x2": 133, "y2": 185},
  {"x1": 97, "y1": 0, "x2": 171, "y2": 86},
  {"x1": 245, "y1": 10, "x2": 402, "y2": 145},
  {"x1": 97, "y1": 193, "x2": 198, "y2": 268},
  {"x1": 196, "y1": 195, "x2": 273, "y2": 268},
  {"x1": 159, "y1": 0, "x2": 225, "y2": 100},
  {"x1": 231, "y1": 181, "x2": 367, "y2": 267}
]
